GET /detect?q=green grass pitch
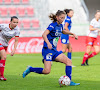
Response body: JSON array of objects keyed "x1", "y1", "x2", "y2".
[{"x1": 0, "y1": 52, "x2": 100, "y2": 90}]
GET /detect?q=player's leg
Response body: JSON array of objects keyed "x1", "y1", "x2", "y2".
[
  {"x1": 62, "y1": 43, "x2": 68, "y2": 53},
  {"x1": 85, "y1": 45, "x2": 99, "y2": 66},
  {"x1": 0, "y1": 49, "x2": 7, "y2": 81},
  {"x1": 29, "y1": 60, "x2": 52, "y2": 74},
  {"x1": 55, "y1": 53, "x2": 72, "y2": 79},
  {"x1": 81, "y1": 37, "x2": 93, "y2": 66},
  {"x1": 61, "y1": 36, "x2": 69, "y2": 53},
  {"x1": 55, "y1": 53, "x2": 80, "y2": 86},
  {"x1": 88, "y1": 38, "x2": 100, "y2": 59},
  {"x1": 81, "y1": 46, "x2": 92, "y2": 66},
  {"x1": 88, "y1": 45, "x2": 99, "y2": 59},
  {"x1": 67, "y1": 43, "x2": 72, "y2": 60},
  {"x1": 86, "y1": 39, "x2": 100, "y2": 65},
  {"x1": 22, "y1": 60, "x2": 52, "y2": 78}
]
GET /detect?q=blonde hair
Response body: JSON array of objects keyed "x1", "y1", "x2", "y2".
[{"x1": 96, "y1": 10, "x2": 100, "y2": 14}]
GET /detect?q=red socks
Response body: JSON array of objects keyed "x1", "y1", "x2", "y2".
[
  {"x1": 82, "y1": 53, "x2": 88, "y2": 64},
  {"x1": 0, "y1": 60, "x2": 6, "y2": 77},
  {"x1": 88, "y1": 52, "x2": 97, "y2": 59},
  {"x1": 82, "y1": 52, "x2": 97, "y2": 64}
]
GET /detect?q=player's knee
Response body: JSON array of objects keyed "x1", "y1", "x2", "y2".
[
  {"x1": 96, "y1": 51, "x2": 99, "y2": 54},
  {"x1": 66, "y1": 59, "x2": 72, "y2": 66},
  {"x1": 3, "y1": 56, "x2": 6, "y2": 60},
  {"x1": 43, "y1": 69, "x2": 51, "y2": 74},
  {"x1": 1, "y1": 55, "x2": 6, "y2": 60}
]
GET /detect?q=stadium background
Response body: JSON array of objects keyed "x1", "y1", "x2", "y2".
[{"x1": 0, "y1": 0, "x2": 100, "y2": 53}]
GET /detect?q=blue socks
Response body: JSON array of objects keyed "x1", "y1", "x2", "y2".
[
  {"x1": 30, "y1": 67, "x2": 43, "y2": 74},
  {"x1": 65, "y1": 66, "x2": 72, "y2": 80},
  {"x1": 67, "y1": 52, "x2": 71, "y2": 60}
]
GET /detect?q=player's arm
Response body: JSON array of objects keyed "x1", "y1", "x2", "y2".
[
  {"x1": 62, "y1": 29, "x2": 78, "y2": 40},
  {"x1": 64, "y1": 22, "x2": 70, "y2": 31},
  {"x1": 63, "y1": 22, "x2": 78, "y2": 39},
  {"x1": 42, "y1": 29, "x2": 52, "y2": 49},
  {"x1": 89, "y1": 25, "x2": 99, "y2": 31},
  {"x1": 63, "y1": 22, "x2": 73, "y2": 35},
  {"x1": 11, "y1": 36, "x2": 19, "y2": 56}
]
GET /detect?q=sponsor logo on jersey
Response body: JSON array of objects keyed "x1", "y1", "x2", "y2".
[
  {"x1": 55, "y1": 30, "x2": 62, "y2": 36},
  {"x1": 49, "y1": 25, "x2": 54, "y2": 29}
]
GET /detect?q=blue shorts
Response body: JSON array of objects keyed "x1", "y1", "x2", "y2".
[
  {"x1": 61, "y1": 34, "x2": 69, "y2": 44},
  {"x1": 42, "y1": 47, "x2": 63, "y2": 61}
]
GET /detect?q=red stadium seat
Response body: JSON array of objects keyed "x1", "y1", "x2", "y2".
[
  {"x1": 4, "y1": 0, "x2": 11, "y2": 4},
  {"x1": 8, "y1": 7, "x2": 17, "y2": 16},
  {"x1": 22, "y1": 0, "x2": 29, "y2": 4},
  {"x1": 3, "y1": 20, "x2": 10, "y2": 24},
  {"x1": 13, "y1": 0, "x2": 20, "y2": 4},
  {"x1": 17, "y1": 7, "x2": 25, "y2": 17},
  {"x1": 0, "y1": 7, "x2": 8, "y2": 17},
  {"x1": 0, "y1": 20, "x2": 3, "y2": 24},
  {"x1": 0, "y1": 0, "x2": 3, "y2": 4},
  {"x1": 31, "y1": 19, "x2": 39, "y2": 28},
  {"x1": 22, "y1": 19, "x2": 30, "y2": 29},
  {"x1": 26, "y1": 7, "x2": 34, "y2": 16}
]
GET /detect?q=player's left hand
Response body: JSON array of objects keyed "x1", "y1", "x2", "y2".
[
  {"x1": 70, "y1": 35, "x2": 74, "y2": 38},
  {"x1": 11, "y1": 49, "x2": 15, "y2": 56},
  {"x1": 73, "y1": 34, "x2": 78, "y2": 40}
]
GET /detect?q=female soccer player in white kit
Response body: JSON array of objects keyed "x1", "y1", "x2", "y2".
[
  {"x1": 81, "y1": 10, "x2": 100, "y2": 66},
  {"x1": 0, "y1": 16, "x2": 20, "y2": 80}
]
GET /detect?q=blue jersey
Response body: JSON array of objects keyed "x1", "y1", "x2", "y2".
[
  {"x1": 63, "y1": 16, "x2": 72, "y2": 30},
  {"x1": 61, "y1": 16, "x2": 72, "y2": 44},
  {"x1": 43, "y1": 22, "x2": 63, "y2": 50}
]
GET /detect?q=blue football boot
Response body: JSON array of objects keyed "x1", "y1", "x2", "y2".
[
  {"x1": 70, "y1": 81, "x2": 80, "y2": 86},
  {"x1": 22, "y1": 66, "x2": 31, "y2": 78}
]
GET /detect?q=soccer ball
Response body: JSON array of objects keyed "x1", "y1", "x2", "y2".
[{"x1": 58, "y1": 75, "x2": 71, "y2": 86}]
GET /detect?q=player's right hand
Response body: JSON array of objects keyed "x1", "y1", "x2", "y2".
[{"x1": 47, "y1": 43, "x2": 52, "y2": 49}]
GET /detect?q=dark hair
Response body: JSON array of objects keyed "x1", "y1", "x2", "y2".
[
  {"x1": 49, "y1": 10, "x2": 65, "y2": 22},
  {"x1": 64, "y1": 9, "x2": 73, "y2": 15},
  {"x1": 10, "y1": 16, "x2": 18, "y2": 21}
]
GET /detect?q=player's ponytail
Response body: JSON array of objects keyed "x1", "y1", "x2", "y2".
[
  {"x1": 64, "y1": 9, "x2": 73, "y2": 15},
  {"x1": 49, "y1": 10, "x2": 65, "y2": 22},
  {"x1": 49, "y1": 13, "x2": 57, "y2": 22}
]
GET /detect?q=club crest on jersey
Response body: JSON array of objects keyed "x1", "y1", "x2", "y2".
[{"x1": 62, "y1": 39, "x2": 66, "y2": 43}]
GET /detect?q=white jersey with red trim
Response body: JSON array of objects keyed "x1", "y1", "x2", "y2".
[
  {"x1": 0, "y1": 24, "x2": 20, "y2": 47},
  {"x1": 87, "y1": 18, "x2": 100, "y2": 38}
]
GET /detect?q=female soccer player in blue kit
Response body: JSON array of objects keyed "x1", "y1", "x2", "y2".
[
  {"x1": 61, "y1": 9, "x2": 77, "y2": 60},
  {"x1": 22, "y1": 10, "x2": 80, "y2": 86}
]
